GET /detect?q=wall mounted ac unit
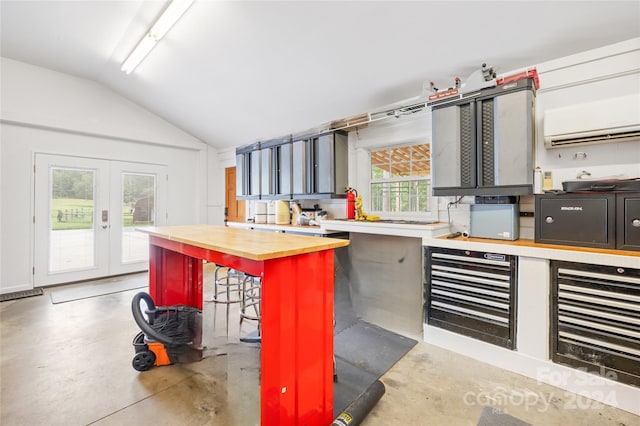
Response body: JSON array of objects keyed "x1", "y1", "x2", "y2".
[{"x1": 543, "y1": 94, "x2": 640, "y2": 148}]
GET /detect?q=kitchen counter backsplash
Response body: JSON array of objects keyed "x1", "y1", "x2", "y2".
[{"x1": 247, "y1": 198, "x2": 349, "y2": 224}]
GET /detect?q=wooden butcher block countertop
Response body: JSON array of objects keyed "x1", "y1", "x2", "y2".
[{"x1": 140, "y1": 224, "x2": 350, "y2": 261}]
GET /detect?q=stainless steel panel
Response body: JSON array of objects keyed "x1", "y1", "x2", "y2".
[
  {"x1": 235, "y1": 153, "x2": 245, "y2": 197},
  {"x1": 260, "y1": 148, "x2": 272, "y2": 196},
  {"x1": 249, "y1": 150, "x2": 261, "y2": 197},
  {"x1": 292, "y1": 140, "x2": 306, "y2": 195},
  {"x1": 334, "y1": 132, "x2": 348, "y2": 195},
  {"x1": 278, "y1": 143, "x2": 292, "y2": 196},
  {"x1": 316, "y1": 134, "x2": 333, "y2": 193},
  {"x1": 490, "y1": 89, "x2": 533, "y2": 187},
  {"x1": 432, "y1": 105, "x2": 464, "y2": 189},
  {"x1": 349, "y1": 234, "x2": 423, "y2": 336}
]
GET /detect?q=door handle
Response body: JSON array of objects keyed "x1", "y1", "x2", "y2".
[{"x1": 101, "y1": 210, "x2": 108, "y2": 229}]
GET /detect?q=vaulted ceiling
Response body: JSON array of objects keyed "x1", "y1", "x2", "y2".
[{"x1": 1, "y1": 1, "x2": 639, "y2": 149}]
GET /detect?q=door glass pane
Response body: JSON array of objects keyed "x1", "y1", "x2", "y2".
[
  {"x1": 122, "y1": 173, "x2": 156, "y2": 264},
  {"x1": 50, "y1": 167, "x2": 95, "y2": 272}
]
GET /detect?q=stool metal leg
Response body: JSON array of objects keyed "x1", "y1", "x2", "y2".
[
  {"x1": 240, "y1": 275, "x2": 261, "y2": 343},
  {"x1": 207, "y1": 265, "x2": 243, "y2": 337}
]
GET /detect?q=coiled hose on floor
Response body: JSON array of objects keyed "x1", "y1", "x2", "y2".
[{"x1": 131, "y1": 292, "x2": 199, "y2": 346}]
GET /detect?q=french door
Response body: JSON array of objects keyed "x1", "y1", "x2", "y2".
[{"x1": 34, "y1": 154, "x2": 167, "y2": 286}]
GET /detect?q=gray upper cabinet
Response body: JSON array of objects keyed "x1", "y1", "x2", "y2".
[
  {"x1": 292, "y1": 138, "x2": 306, "y2": 196},
  {"x1": 431, "y1": 78, "x2": 536, "y2": 196},
  {"x1": 260, "y1": 145, "x2": 272, "y2": 196},
  {"x1": 236, "y1": 142, "x2": 261, "y2": 200},
  {"x1": 260, "y1": 136, "x2": 293, "y2": 199},
  {"x1": 237, "y1": 131, "x2": 347, "y2": 200},
  {"x1": 250, "y1": 148, "x2": 261, "y2": 197},
  {"x1": 292, "y1": 131, "x2": 348, "y2": 199}
]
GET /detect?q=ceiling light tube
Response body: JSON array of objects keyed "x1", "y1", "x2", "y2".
[{"x1": 121, "y1": 0, "x2": 195, "y2": 74}]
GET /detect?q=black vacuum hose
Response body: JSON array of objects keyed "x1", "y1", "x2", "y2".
[{"x1": 131, "y1": 292, "x2": 184, "y2": 346}]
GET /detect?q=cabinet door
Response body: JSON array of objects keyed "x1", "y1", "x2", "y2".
[
  {"x1": 315, "y1": 134, "x2": 333, "y2": 194},
  {"x1": 250, "y1": 150, "x2": 261, "y2": 196},
  {"x1": 236, "y1": 153, "x2": 245, "y2": 197},
  {"x1": 278, "y1": 143, "x2": 292, "y2": 196},
  {"x1": 432, "y1": 102, "x2": 476, "y2": 194},
  {"x1": 479, "y1": 89, "x2": 533, "y2": 188},
  {"x1": 617, "y1": 193, "x2": 640, "y2": 250},
  {"x1": 260, "y1": 147, "x2": 272, "y2": 196},
  {"x1": 292, "y1": 140, "x2": 307, "y2": 195}
]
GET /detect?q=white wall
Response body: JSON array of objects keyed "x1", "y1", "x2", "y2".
[
  {"x1": 0, "y1": 58, "x2": 209, "y2": 294},
  {"x1": 534, "y1": 38, "x2": 640, "y2": 186},
  {"x1": 208, "y1": 147, "x2": 237, "y2": 224}
]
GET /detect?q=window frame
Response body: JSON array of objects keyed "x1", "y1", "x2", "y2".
[{"x1": 367, "y1": 142, "x2": 436, "y2": 220}]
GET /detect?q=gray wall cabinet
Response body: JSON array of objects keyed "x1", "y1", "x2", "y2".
[
  {"x1": 431, "y1": 78, "x2": 536, "y2": 196},
  {"x1": 292, "y1": 131, "x2": 348, "y2": 199},
  {"x1": 235, "y1": 142, "x2": 261, "y2": 200}
]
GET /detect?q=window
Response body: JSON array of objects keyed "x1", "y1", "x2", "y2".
[{"x1": 369, "y1": 143, "x2": 431, "y2": 214}]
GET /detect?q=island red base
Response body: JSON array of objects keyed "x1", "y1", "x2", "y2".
[{"x1": 147, "y1": 234, "x2": 336, "y2": 426}]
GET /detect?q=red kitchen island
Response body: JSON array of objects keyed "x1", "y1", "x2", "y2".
[{"x1": 139, "y1": 225, "x2": 350, "y2": 426}]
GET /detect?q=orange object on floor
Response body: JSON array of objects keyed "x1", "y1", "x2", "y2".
[{"x1": 147, "y1": 341, "x2": 172, "y2": 366}]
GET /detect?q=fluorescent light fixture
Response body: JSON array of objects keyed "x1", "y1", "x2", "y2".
[{"x1": 121, "y1": 0, "x2": 195, "y2": 74}]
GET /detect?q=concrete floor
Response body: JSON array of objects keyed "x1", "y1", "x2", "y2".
[{"x1": 1, "y1": 271, "x2": 638, "y2": 426}]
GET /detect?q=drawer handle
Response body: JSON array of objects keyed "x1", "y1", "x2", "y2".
[
  {"x1": 632, "y1": 218, "x2": 640, "y2": 228},
  {"x1": 545, "y1": 216, "x2": 554, "y2": 224}
]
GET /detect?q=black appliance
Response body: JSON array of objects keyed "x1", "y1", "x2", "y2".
[
  {"x1": 535, "y1": 193, "x2": 615, "y2": 249},
  {"x1": 535, "y1": 192, "x2": 640, "y2": 251}
]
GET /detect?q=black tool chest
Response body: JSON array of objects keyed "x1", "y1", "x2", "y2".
[
  {"x1": 424, "y1": 247, "x2": 518, "y2": 349},
  {"x1": 551, "y1": 260, "x2": 640, "y2": 387}
]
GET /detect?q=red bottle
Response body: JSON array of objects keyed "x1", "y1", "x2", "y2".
[{"x1": 346, "y1": 187, "x2": 357, "y2": 220}]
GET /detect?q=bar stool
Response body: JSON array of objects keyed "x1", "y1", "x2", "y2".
[
  {"x1": 239, "y1": 274, "x2": 261, "y2": 343},
  {"x1": 207, "y1": 265, "x2": 244, "y2": 336}
]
